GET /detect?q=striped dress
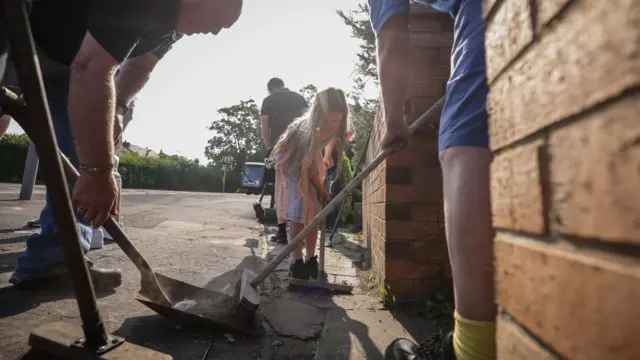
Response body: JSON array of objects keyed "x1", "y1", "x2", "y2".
[{"x1": 274, "y1": 151, "x2": 326, "y2": 225}]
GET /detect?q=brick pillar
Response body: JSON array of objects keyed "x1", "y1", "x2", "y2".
[
  {"x1": 362, "y1": 5, "x2": 454, "y2": 301},
  {"x1": 484, "y1": 0, "x2": 640, "y2": 359}
]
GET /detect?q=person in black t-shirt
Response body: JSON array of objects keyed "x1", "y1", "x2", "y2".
[
  {"x1": 260, "y1": 78, "x2": 308, "y2": 150},
  {"x1": 259, "y1": 78, "x2": 308, "y2": 244},
  {"x1": 1, "y1": 0, "x2": 244, "y2": 290}
]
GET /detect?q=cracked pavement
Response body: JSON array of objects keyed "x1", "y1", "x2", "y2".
[{"x1": 0, "y1": 183, "x2": 435, "y2": 359}]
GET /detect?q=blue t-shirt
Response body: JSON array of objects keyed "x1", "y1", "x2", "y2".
[
  {"x1": 415, "y1": 0, "x2": 459, "y2": 14},
  {"x1": 368, "y1": 0, "x2": 460, "y2": 35}
]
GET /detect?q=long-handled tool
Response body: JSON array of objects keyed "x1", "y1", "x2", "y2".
[
  {"x1": 252, "y1": 179, "x2": 269, "y2": 220},
  {"x1": 289, "y1": 195, "x2": 354, "y2": 292},
  {"x1": 253, "y1": 150, "x2": 276, "y2": 221},
  {"x1": 327, "y1": 124, "x2": 373, "y2": 246},
  {"x1": 234, "y1": 95, "x2": 446, "y2": 317},
  {"x1": 1, "y1": 85, "x2": 259, "y2": 337},
  {"x1": 2, "y1": 84, "x2": 173, "y2": 307},
  {"x1": 0, "y1": 2, "x2": 172, "y2": 357},
  {"x1": 58, "y1": 155, "x2": 173, "y2": 306}
]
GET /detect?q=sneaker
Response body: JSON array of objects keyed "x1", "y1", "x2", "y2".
[
  {"x1": 270, "y1": 232, "x2": 288, "y2": 244},
  {"x1": 26, "y1": 218, "x2": 41, "y2": 228},
  {"x1": 288, "y1": 259, "x2": 308, "y2": 280},
  {"x1": 9, "y1": 260, "x2": 122, "y2": 291},
  {"x1": 85, "y1": 260, "x2": 123, "y2": 290},
  {"x1": 306, "y1": 255, "x2": 319, "y2": 280},
  {"x1": 384, "y1": 331, "x2": 455, "y2": 360},
  {"x1": 90, "y1": 228, "x2": 104, "y2": 249}
]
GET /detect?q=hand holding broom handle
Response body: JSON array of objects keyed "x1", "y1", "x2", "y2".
[{"x1": 250, "y1": 96, "x2": 445, "y2": 288}]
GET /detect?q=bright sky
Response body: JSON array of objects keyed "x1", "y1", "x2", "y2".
[{"x1": 7, "y1": 0, "x2": 366, "y2": 162}]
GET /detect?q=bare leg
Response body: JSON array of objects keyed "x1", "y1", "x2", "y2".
[
  {"x1": 305, "y1": 225, "x2": 318, "y2": 260},
  {"x1": 440, "y1": 146, "x2": 495, "y2": 321},
  {"x1": 289, "y1": 222, "x2": 305, "y2": 261}
]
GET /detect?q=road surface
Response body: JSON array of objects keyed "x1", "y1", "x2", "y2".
[
  {"x1": 0, "y1": 183, "x2": 436, "y2": 360},
  {"x1": 0, "y1": 183, "x2": 266, "y2": 359}
]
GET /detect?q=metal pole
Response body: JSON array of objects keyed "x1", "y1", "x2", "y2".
[
  {"x1": 328, "y1": 125, "x2": 373, "y2": 243},
  {"x1": 19, "y1": 140, "x2": 38, "y2": 200},
  {"x1": 3, "y1": 0, "x2": 109, "y2": 349},
  {"x1": 222, "y1": 168, "x2": 226, "y2": 193}
]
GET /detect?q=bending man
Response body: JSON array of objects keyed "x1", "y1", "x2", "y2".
[{"x1": 0, "y1": 0, "x2": 244, "y2": 290}]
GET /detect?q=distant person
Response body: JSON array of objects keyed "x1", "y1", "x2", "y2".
[
  {"x1": 259, "y1": 78, "x2": 308, "y2": 244},
  {"x1": 271, "y1": 87, "x2": 349, "y2": 279}
]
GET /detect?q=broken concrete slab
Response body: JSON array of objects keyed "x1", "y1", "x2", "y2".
[
  {"x1": 315, "y1": 309, "x2": 418, "y2": 360},
  {"x1": 261, "y1": 297, "x2": 327, "y2": 340},
  {"x1": 259, "y1": 335, "x2": 318, "y2": 360}
]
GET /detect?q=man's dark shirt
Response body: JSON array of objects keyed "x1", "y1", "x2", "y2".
[
  {"x1": 2, "y1": 0, "x2": 182, "y2": 96},
  {"x1": 260, "y1": 88, "x2": 308, "y2": 147},
  {"x1": 29, "y1": 0, "x2": 182, "y2": 66}
]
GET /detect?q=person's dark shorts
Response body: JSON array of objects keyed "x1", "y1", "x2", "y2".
[
  {"x1": 438, "y1": 0, "x2": 489, "y2": 151},
  {"x1": 368, "y1": 0, "x2": 489, "y2": 152}
]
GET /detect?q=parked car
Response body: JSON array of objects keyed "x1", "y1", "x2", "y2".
[{"x1": 240, "y1": 162, "x2": 273, "y2": 195}]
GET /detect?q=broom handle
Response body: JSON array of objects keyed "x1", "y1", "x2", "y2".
[
  {"x1": 318, "y1": 176, "x2": 329, "y2": 277},
  {"x1": 251, "y1": 96, "x2": 445, "y2": 288},
  {"x1": 328, "y1": 125, "x2": 373, "y2": 243}
]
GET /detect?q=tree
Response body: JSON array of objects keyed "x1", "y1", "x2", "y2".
[
  {"x1": 204, "y1": 99, "x2": 266, "y2": 173},
  {"x1": 337, "y1": 3, "x2": 380, "y2": 163},
  {"x1": 298, "y1": 84, "x2": 318, "y2": 103},
  {"x1": 337, "y1": 4, "x2": 378, "y2": 89}
]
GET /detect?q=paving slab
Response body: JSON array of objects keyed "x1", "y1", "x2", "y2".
[
  {"x1": 315, "y1": 305, "x2": 441, "y2": 360},
  {"x1": 0, "y1": 185, "x2": 266, "y2": 360},
  {"x1": 0, "y1": 183, "x2": 448, "y2": 360},
  {"x1": 261, "y1": 297, "x2": 326, "y2": 339}
]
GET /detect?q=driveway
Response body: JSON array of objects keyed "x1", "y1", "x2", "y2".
[{"x1": 0, "y1": 184, "x2": 267, "y2": 359}]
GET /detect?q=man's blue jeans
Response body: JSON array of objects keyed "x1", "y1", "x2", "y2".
[{"x1": 11, "y1": 92, "x2": 92, "y2": 282}]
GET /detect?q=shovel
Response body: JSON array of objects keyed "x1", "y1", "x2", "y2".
[
  {"x1": 0, "y1": 85, "x2": 172, "y2": 306},
  {"x1": 58, "y1": 154, "x2": 258, "y2": 336},
  {"x1": 0, "y1": 86, "x2": 257, "y2": 336},
  {"x1": 57, "y1": 155, "x2": 173, "y2": 307}
]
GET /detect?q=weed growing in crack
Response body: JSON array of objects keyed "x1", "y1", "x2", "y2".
[{"x1": 362, "y1": 274, "x2": 396, "y2": 310}]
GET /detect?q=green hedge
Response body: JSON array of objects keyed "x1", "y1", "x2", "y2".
[
  {"x1": 339, "y1": 153, "x2": 362, "y2": 224},
  {"x1": 0, "y1": 133, "x2": 43, "y2": 184},
  {"x1": 0, "y1": 133, "x2": 238, "y2": 193}
]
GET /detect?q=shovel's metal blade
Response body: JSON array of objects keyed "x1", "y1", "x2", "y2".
[{"x1": 135, "y1": 273, "x2": 258, "y2": 336}]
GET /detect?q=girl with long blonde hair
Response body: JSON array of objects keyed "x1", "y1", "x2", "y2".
[{"x1": 271, "y1": 87, "x2": 350, "y2": 279}]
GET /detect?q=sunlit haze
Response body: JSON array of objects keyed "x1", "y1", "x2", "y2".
[{"x1": 6, "y1": 0, "x2": 365, "y2": 162}]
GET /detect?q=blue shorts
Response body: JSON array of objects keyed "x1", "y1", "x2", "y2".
[{"x1": 368, "y1": 0, "x2": 489, "y2": 152}]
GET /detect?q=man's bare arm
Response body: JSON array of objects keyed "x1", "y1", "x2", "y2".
[
  {"x1": 68, "y1": 33, "x2": 119, "y2": 168},
  {"x1": 260, "y1": 115, "x2": 270, "y2": 148},
  {"x1": 115, "y1": 54, "x2": 159, "y2": 107},
  {"x1": 377, "y1": 14, "x2": 410, "y2": 135}
]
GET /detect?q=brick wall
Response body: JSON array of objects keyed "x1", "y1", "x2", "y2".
[
  {"x1": 363, "y1": 108, "x2": 386, "y2": 287},
  {"x1": 484, "y1": 0, "x2": 640, "y2": 358},
  {"x1": 362, "y1": 5, "x2": 453, "y2": 300}
]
